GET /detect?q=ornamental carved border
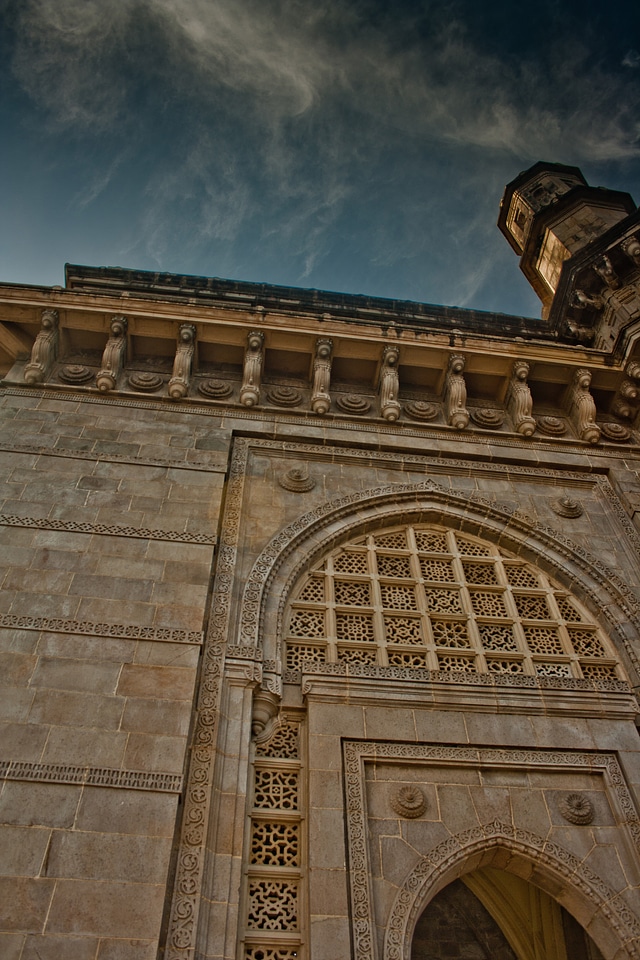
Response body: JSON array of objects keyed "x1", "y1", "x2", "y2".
[
  {"x1": 164, "y1": 436, "x2": 250, "y2": 959},
  {"x1": 0, "y1": 613, "x2": 203, "y2": 645},
  {"x1": 236, "y1": 465, "x2": 640, "y2": 680},
  {"x1": 341, "y1": 741, "x2": 640, "y2": 960},
  {"x1": 0, "y1": 512, "x2": 216, "y2": 545},
  {"x1": 0, "y1": 760, "x2": 182, "y2": 793}
]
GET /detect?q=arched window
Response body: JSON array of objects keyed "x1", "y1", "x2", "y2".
[{"x1": 284, "y1": 525, "x2": 623, "y2": 680}]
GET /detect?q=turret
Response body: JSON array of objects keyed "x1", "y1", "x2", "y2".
[{"x1": 498, "y1": 162, "x2": 637, "y2": 334}]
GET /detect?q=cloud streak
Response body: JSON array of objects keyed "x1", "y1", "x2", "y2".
[{"x1": 5, "y1": 0, "x2": 640, "y2": 314}]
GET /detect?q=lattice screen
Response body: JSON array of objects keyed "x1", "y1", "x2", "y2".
[
  {"x1": 243, "y1": 719, "x2": 303, "y2": 959},
  {"x1": 285, "y1": 525, "x2": 622, "y2": 680}
]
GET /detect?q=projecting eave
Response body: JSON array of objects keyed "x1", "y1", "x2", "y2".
[{"x1": 64, "y1": 263, "x2": 549, "y2": 341}]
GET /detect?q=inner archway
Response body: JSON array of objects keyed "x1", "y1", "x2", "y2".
[{"x1": 411, "y1": 869, "x2": 604, "y2": 960}]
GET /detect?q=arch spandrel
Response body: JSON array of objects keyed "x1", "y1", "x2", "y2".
[{"x1": 237, "y1": 480, "x2": 640, "y2": 687}]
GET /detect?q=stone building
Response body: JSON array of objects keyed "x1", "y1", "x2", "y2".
[{"x1": 1, "y1": 161, "x2": 640, "y2": 959}]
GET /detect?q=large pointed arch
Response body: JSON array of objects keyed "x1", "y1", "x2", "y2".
[
  {"x1": 383, "y1": 820, "x2": 640, "y2": 960},
  {"x1": 237, "y1": 479, "x2": 640, "y2": 682}
]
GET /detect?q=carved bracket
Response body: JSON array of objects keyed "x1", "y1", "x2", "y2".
[
  {"x1": 24, "y1": 309, "x2": 59, "y2": 385},
  {"x1": 168, "y1": 323, "x2": 196, "y2": 400},
  {"x1": 565, "y1": 368, "x2": 601, "y2": 444},
  {"x1": 506, "y1": 360, "x2": 536, "y2": 437},
  {"x1": 379, "y1": 345, "x2": 401, "y2": 422},
  {"x1": 240, "y1": 331, "x2": 264, "y2": 407},
  {"x1": 311, "y1": 338, "x2": 333, "y2": 414},
  {"x1": 96, "y1": 315, "x2": 128, "y2": 392},
  {"x1": 443, "y1": 354, "x2": 469, "y2": 430}
]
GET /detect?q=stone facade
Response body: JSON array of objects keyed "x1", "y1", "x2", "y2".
[{"x1": 1, "y1": 163, "x2": 640, "y2": 959}]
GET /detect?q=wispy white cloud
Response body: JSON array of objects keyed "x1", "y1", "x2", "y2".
[{"x1": 7, "y1": 0, "x2": 640, "y2": 311}]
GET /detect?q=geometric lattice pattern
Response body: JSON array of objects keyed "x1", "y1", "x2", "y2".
[
  {"x1": 285, "y1": 524, "x2": 622, "y2": 679},
  {"x1": 245, "y1": 719, "x2": 303, "y2": 957}
]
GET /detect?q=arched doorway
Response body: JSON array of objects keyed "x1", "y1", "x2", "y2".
[{"x1": 411, "y1": 870, "x2": 604, "y2": 960}]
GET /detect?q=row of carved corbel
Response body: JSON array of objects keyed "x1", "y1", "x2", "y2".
[
  {"x1": 24, "y1": 311, "x2": 198, "y2": 401},
  {"x1": 19, "y1": 312, "x2": 630, "y2": 441},
  {"x1": 448, "y1": 356, "x2": 602, "y2": 442}
]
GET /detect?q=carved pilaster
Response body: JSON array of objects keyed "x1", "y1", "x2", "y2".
[
  {"x1": 96, "y1": 315, "x2": 128, "y2": 392},
  {"x1": 379, "y1": 345, "x2": 401, "y2": 422},
  {"x1": 24, "y1": 309, "x2": 58, "y2": 385},
  {"x1": 311, "y1": 338, "x2": 332, "y2": 414},
  {"x1": 506, "y1": 360, "x2": 536, "y2": 437},
  {"x1": 239, "y1": 331, "x2": 264, "y2": 407},
  {"x1": 565, "y1": 368, "x2": 601, "y2": 443},
  {"x1": 443, "y1": 354, "x2": 469, "y2": 430},
  {"x1": 168, "y1": 323, "x2": 196, "y2": 400}
]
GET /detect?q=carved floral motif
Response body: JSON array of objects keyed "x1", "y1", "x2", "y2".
[
  {"x1": 550, "y1": 497, "x2": 583, "y2": 518},
  {"x1": 470, "y1": 407, "x2": 504, "y2": 429},
  {"x1": 601, "y1": 422, "x2": 632, "y2": 442},
  {"x1": 390, "y1": 785, "x2": 427, "y2": 818},
  {"x1": 404, "y1": 400, "x2": 438, "y2": 421},
  {"x1": 128, "y1": 372, "x2": 163, "y2": 392},
  {"x1": 198, "y1": 379, "x2": 233, "y2": 399},
  {"x1": 278, "y1": 465, "x2": 315, "y2": 492},
  {"x1": 536, "y1": 416, "x2": 567, "y2": 436},
  {"x1": 267, "y1": 386, "x2": 303, "y2": 407},
  {"x1": 559, "y1": 792, "x2": 594, "y2": 824},
  {"x1": 336, "y1": 394, "x2": 371, "y2": 415},
  {"x1": 58, "y1": 364, "x2": 93, "y2": 384}
]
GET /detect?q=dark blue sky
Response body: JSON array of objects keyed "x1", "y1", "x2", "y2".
[{"x1": 2, "y1": 0, "x2": 640, "y2": 317}]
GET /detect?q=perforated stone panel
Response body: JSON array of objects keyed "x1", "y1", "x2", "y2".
[{"x1": 285, "y1": 525, "x2": 622, "y2": 678}]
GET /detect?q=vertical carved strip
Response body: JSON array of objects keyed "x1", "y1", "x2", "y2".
[
  {"x1": 443, "y1": 354, "x2": 469, "y2": 430},
  {"x1": 164, "y1": 438, "x2": 249, "y2": 959},
  {"x1": 506, "y1": 360, "x2": 536, "y2": 436},
  {"x1": 240, "y1": 332, "x2": 264, "y2": 407},
  {"x1": 566, "y1": 368, "x2": 601, "y2": 443},
  {"x1": 311, "y1": 338, "x2": 332, "y2": 415},
  {"x1": 96, "y1": 315, "x2": 128, "y2": 392},
  {"x1": 379, "y1": 345, "x2": 401, "y2": 422},
  {"x1": 168, "y1": 324, "x2": 196, "y2": 400},
  {"x1": 24, "y1": 309, "x2": 59, "y2": 384}
]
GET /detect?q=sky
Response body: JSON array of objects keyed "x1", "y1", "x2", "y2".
[{"x1": 1, "y1": 0, "x2": 640, "y2": 319}]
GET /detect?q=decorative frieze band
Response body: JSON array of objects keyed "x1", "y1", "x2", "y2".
[
  {"x1": 0, "y1": 613, "x2": 203, "y2": 645},
  {"x1": 0, "y1": 512, "x2": 216, "y2": 545},
  {"x1": 0, "y1": 759, "x2": 183, "y2": 793},
  {"x1": 289, "y1": 661, "x2": 631, "y2": 694}
]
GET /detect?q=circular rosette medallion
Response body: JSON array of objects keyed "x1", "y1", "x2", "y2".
[
  {"x1": 536, "y1": 416, "x2": 567, "y2": 436},
  {"x1": 559, "y1": 792, "x2": 594, "y2": 824},
  {"x1": 266, "y1": 386, "x2": 303, "y2": 407},
  {"x1": 600, "y1": 422, "x2": 631, "y2": 442},
  {"x1": 58, "y1": 364, "x2": 93, "y2": 384},
  {"x1": 336, "y1": 394, "x2": 371, "y2": 415},
  {"x1": 198, "y1": 379, "x2": 233, "y2": 399},
  {"x1": 404, "y1": 400, "x2": 438, "y2": 422},
  {"x1": 390, "y1": 785, "x2": 427, "y2": 819},
  {"x1": 128, "y1": 372, "x2": 164, "y2": 392},
  {"x1": 470, "y1": 408, "x2": 505, "y2": 429}
]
